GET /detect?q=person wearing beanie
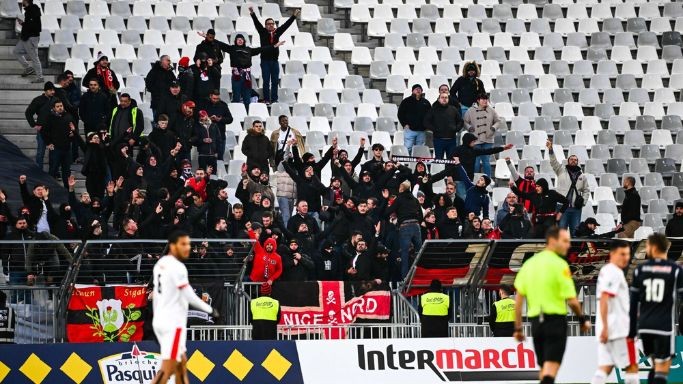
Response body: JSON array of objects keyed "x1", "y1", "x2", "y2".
[
  {"x1": 423, "y1": 92, "x2": 463, "y2": 159},
  {"x1": 15, "y1": 0, "x2": 43, "y2": 82},
  {"x1": 249, "y1": 282, "x2": 281, "y2": 340},
  {"x1": 192, "y1": 109, "x2": 220, "y2": 171},
  {"x1": 82, "y1": 51, "x2": 120, "y2": 102},
  {"x1": 176, "y1": 56, "x2": 195, "y2": 99},
  {"x1": 172, "y1": 100, "x2": 196, "y2": 162},
  {"x1": 25, "y1": 82, "x2": 56, "y2": 167},
  {"x1": 450, "y1": 60, "x2": 485, "y2": 116},
  {"x1": 189, "y1": 51, "x2": 221, "y2": 103},
  {"x1": 546, "y1": 139, "x2": 590, "y2": 237},
  {"x1": 398, "y1": 83, "x2": 432, "y2": 154},
  {"x1": 463, "y1": 93, "x2": 501, "y2": 178},
  {"x1": 665, "y1": 201, "x2": 683, "y2": 237},
  {"x1": 449, "y1": 132, "x2": 513, "y2": 200},
  {"x1": 145, "y1": 54, "x2": 177, "y2": 117},
  {"x1": 250, "y1": 6, "x2": 300, "y2": 104},
  {"x1": 157, "y1": 81, "x2": 189, "y2": 132},
  {"x1": 511, "y1": 178, "x2": 569, "y2": 239}
]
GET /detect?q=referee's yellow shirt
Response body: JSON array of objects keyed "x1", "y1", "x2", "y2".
[{"x1": 514, "y1": 250, "x2": 577, "y2": 317}]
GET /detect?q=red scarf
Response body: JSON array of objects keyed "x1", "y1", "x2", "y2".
[
  {"x1": 232, "y1": 67, "x2": 252, "y2": 88},
  {"x1": 96, "y1": 64, "x2": 115, "y2": 91}
]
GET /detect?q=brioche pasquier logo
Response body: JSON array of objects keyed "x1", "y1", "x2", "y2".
[{"x1": 357, "y1": 343, "x2": 539, "y2": 381}]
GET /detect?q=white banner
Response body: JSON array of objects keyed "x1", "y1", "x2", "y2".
[{"x1": 296, "y1": 337, "x2": 615, "y2": 384}]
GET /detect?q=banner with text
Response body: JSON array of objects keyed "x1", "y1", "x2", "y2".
[{"x1": 66, "y1": 285, "x2": 148, "y2": 343}]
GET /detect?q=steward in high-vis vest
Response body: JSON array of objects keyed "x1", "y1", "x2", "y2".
[
  {"x1": 109, "y1": 93, "x2": 144, "y2": 149},
  {"x1": 419, "y1": 279, "x2": 450, "y2": 338},
  {"x1": 489, "y1": 284, "x2": 516, "y2": 337},
  {"x1": 250, "y1": 283, "x2": 281, "y2": 340}
]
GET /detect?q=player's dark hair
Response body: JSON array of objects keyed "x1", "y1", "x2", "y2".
[
  {"x1": 544, "y1": 226, "x2": 566, "y2": 241},
  {"x1": 609, "y1": 240, "x2": 631, "y2": 252},
  {"x1": 647, "y1": 233, "x2": 670, "y2": 254},
  {"x1": 500, "y1": 284, "x2": 514, "y2": 296},
  {"x1": 168, "y1": 230, "x2": 190, "y2": 244}
]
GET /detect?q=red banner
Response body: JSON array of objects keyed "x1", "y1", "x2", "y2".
[
  {"x1": 273, "y1": 281, "x2": 392, "y2": 339},
  {"x1": 66, "y1": 285, "x2": 148, "y2": 343}
]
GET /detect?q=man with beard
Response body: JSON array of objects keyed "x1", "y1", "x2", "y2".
[
  {"x1": 281, "y1": 239, "x2": 314, "y2": 282},
  {"x1": 25, "y1": 81, "x2": 56, "y2": 167},
  {"x1": 507, "y1": 157, "x2": 536, "y2": 213},
  {"x1": 43, "y1": 99, "x2": 76, "y2": 188},
  {"x1": 229, "y1": 204, "x2": 248, "y2": 238},
  {"x1": 496, "y1": 192, "x2": 520, "y2": 225},
  {"x1": 237, "y1": 166, "x2": 275, "y2": 205},
  {"x1": 82, "y1": 52, "x2": 120, "y2": 101},
  {"x1": 398, "y1": 84, "x2": 431, "y2": 154},
  {"x1": 208, "y1": 217, "x2": 229, "y2": 239},
  {"x1": 186, "y1": 168, "x2": 210, "y2": 204},
  {"x1": 19, "y1": 175, "x2": 56, "y2": 233},
  {"x1": 511, "y1": 178, "x2": 568, "y2": 239},
  {"x1": 2, "y1": 217, "x2": 35, "y2": 285},
  {"x1": 108, "y1": 93, "x2": 144, "y2": 152},
  {"x1": 385, "y1": 180, "x2": 423, "y2": 278},
  {"x1": 340, "y1": 168, "x2": 376, "y2": 201},
  {"x1": 665, "y1": 201, "x2": 683, "y2": 237},
  {"x1": 79, "y1": 78, "x2": 114, "y2": 135},
  {"x1": 208, "y1": 188, "x2": 232, "y2": 229},
  {"x1": 248, "y1": 225, "x2": 283, "y2": 284},
  {"x1": 283, "y1": 161, "x2": 326, "y2": 220},
  {"x1": 548, "y1": 140, "x2": 590, "y2": 236}
]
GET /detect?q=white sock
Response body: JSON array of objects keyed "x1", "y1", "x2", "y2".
[
  {"x1": 591, "y1": 370, "x2": 607, "y2": 384},
  {"x1": 624, "y1": 373, "x2": 640, "y2": 384}
]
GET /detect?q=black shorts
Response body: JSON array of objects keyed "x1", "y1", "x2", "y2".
[
  {"x1": 530, "y1": 315, "x2": 568, "y2": 366},
  {"x1": 640, "y1": 333, "x2": 675, "y2": 362}
]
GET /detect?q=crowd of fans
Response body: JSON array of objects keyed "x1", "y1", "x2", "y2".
[{"x1": 1, "y1": 1, "x2": 682, "y2": 289}]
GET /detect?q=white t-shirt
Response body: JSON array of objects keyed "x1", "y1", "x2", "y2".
[
  {"x1": 152, "y1": 256, "x2": 193, "y2": 330},
  {"x1": 276, "y1": 128, "x2": 295, "y2": 151},
  {"x1": 596, "y1": 262, "x2": 630, "y2": 340}
]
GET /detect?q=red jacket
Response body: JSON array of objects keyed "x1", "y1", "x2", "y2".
[
  {"x1": 248, "y1": 230, "x2": 283, "y2": 282},
  {"x1": 186, "y1": 177, "x2": 208, "y2": 201},
  {"x1": 485, "y1": 228, "x2": 502, "y2": 240}
]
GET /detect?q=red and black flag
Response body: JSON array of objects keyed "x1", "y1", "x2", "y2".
[
  {"x1": 66, "y1": 285, "x2": 148, "y2": 343},
  {"x1": 271, "y1": 281, "x2": 391, "y2": 339}
]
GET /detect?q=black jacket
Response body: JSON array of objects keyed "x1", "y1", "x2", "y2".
[
  {"x1": 145, "y1": 61, "x2": 177, "y2": 109},
  {"x1": 79, "y1": 89, "x2": 113, "y2": 133},
  {"x1": 423, "y1": 102, "x2": 463, "y2": 139},
  {"x1": 192, "y1": 121, "x2": 219, "y2": 156},
  {"x1": 666, "y1": 215, "x2": 683, "y2": 237},
  {"x1": 252, "y1": 13, "x2": 297, "y2": 61},
  {"x1": 198, "y1": 99, "x2": 233, "y2": 134},
  {"x1": 177, "y1": 66, "x2": 195, "y2": 99},
  {"x1": 42, "y1": 110, "x2": 75, "y2": 149},
  {"x1": 20, "y1": 3, "x2": 41, "y2": 40},
  {"x1": 191, "y1": 64, "x2": 221, "y2": 101},
  {"x1": 242, "y1": 128, "x2": 274, "y2": 172},
  {"x1": 148, "y1": 127, "x2": 178, "y2": 164},
  {"x1": 450, "y1": 76, "x2": 486, "y2": 108},
  {"x1": 194, "y1": 39, "x2": 231, "y2": 66},
  {"x1": 437, "y1": 217, "x2": 463, "y2": 239},
  {"x1": 82, "y1": 65, "x2": 120, "y2": 92},
  {"x1": 398, "y1": 95, "x2": 432, "y2": 131},
  {"x1": 283, "y1": 161, "x2": 326, "y2": 213},
  {"x1": 499, "y1": 214, "x2": 532, "y2": 239},
  {"x1": 157, "y1": 91, "x2": 188, "y2": 130},
  {"x1": 621, "y1": 188, "x2": 642, "y2": 223},
  {"x1": 385, "y1": 190, "x2": 423, "y2": 225},
  {"x1": 450, "y1": 133, "x2": 505, "y2": 180},
  {"x1": 25, "y1": 94, "x2": 53, "y2": 127},
  {"x1": 109, "y1": 102, "x2": 144, "y2": 143},
  {"x1": 172, "y1": 114, "x2": 195, "y2": 152},
  {"x1": 20, "y1": 182, "x2": 57, "y2": 230},
  {"x1": 226, "y1": 44, "x2": 270, "y2": 69}
]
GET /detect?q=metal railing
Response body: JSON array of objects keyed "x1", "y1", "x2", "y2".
[{"x1": 0, "y1": 285, "x2": 61, "y2": 344}]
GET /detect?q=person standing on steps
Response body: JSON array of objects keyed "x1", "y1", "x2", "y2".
[
  {"x1": 398, "y1": 84, "x2": 432, "y2": 155},
  {"x1": 25, "y1": 81, "x2": 56, "y2": 168},
  {"x1": 250, "y1": 6, "x2": 300, "y2": 105},
  {"x1": 14, "y1": 0, "x2": 43, "y2": 83}
]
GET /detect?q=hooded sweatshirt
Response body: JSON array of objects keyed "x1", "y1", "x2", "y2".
[
  {"x1": 248, "y1": 231, "x2": 283, "y2": 282},
  {"x1": 450, "y1": 61, "x2": 486, "y2": 108}
]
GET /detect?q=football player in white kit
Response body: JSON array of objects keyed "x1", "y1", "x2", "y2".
[
  {"x1": 151, "y1": 230, "x2": 218, "y2": 384},
  {"x1": 591, "y1": 240, "x2": 639, "y2": 384}
]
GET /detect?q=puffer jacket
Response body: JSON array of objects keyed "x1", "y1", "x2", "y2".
[
  {"x1": 450, "y1": 61, "x2": 486, "y2": 108},
  {"x1": 275, "y1": 171, "x2": 297, "y2": 199},
  {"x1": 464, "y1": 104, "x2": 501, "y2": 144},
  {"x1": 549, "y1": 151, "x2": 590, "y2": 208},
  {"x1": 423, "y1": 101, "x2": 463, "y2": 139},
  {"x1": 242, "y1": 127, "x2": 274, "y2": 172}
]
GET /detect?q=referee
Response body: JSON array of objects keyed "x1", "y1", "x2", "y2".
[{"x1": 513, "y1": 227, "x2": 591, "y2": 384}]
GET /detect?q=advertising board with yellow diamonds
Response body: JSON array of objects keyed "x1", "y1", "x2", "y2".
[{"x1": 0, "y1": 340, "x2": 303, "y2": 383}]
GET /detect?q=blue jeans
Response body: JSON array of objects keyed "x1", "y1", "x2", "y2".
[
  {"x1": 261, "y1": 59, "x2": 280, "y2": 103},
  {"x1": 559, "y1": 207, "x2": 582, "y2": 236},
  {"x1": 403, "y1": 128, "x2": 426, "y2": 155},
  {"x1": 277, "y1": 197, "x2": 294, "y2": 226},
  {"x1": 474, "y1": 143, "x2": 493, "y2": 177},
  {"x1": 49, "y1": 146, "x2": 72, "y2": 188},
  {"x1": 461, "y1": 106, "x2": 469, "y2": 117},
  {"x1": 36, "y1": 133, "x2": 46, "y2": 168},
  {"x1": 399, "y1": 222, "x2": 422, "y2": 279},
  {"x1": 433, "y1": 137, "x2": 458, "y2": 159},
  {"x1": 231, "y1": 75, "x2": 253, "y2": 108}
]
